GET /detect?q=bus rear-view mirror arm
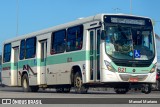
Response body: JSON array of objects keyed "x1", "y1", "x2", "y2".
[{"x1": 101, "y1": 30, "x2": 107, "y2": 40}]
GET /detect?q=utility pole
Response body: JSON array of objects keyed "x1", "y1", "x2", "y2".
[
  {"x1": 16, "y1": 0, "x2": 19, "y2": 36},
  {"x1": 130, "y1": 0, "x2": 132, "y2": 14}
]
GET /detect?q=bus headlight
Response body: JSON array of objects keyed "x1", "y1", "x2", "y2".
[
  {"x1": 104, "y1": 60, "x2": 115, "y2": 72},
  {"x1": 150, "y1": 65, "x2": 156, "y2": 73}
]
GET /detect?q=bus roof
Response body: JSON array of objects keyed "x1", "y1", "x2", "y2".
[{"x1": 3, "y1": 13, "x2": 151, "y2": 44}]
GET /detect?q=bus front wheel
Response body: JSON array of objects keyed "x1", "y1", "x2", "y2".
[
  {"x1": 141, "y1": 84, "x2": 151, "y2": 94},
  {"x1": 74, "y1": 72, "x2": 88, "y2": 94}
]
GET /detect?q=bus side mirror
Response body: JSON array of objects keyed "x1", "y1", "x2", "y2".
[{"x1": 101, "y1": 30, "x2": 107, "y2": 40}]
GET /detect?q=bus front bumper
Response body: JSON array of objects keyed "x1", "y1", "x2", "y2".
[{"x1": 101, "y1": 70, "x2": 156, "y2": 83}]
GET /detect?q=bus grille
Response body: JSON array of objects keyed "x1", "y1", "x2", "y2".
[{"x1": 119, "y1": 74, "x2": 148, "y2": 81}]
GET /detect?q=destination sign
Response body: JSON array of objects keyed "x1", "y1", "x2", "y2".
[
  {"x1": 111, "y1": 17, "x2": 145, "y2": 25},
  {"x1": 103, "y1": 15, "x2": 152, "y2": 26}
]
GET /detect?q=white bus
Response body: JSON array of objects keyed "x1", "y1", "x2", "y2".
[{"x1": 1, "y1": 14, "x2": 157, "y2": 94}]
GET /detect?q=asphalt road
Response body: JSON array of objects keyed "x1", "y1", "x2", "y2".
[
  {"x1": 0, "y1": 86, "x2": 160, "y2": 98},
  {"x1": 0, "y1": 87, "x2": 160, "y2": 107}
]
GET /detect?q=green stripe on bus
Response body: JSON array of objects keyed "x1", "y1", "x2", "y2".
[
  {"x1": 2, "y1": 50, "x2": 91, "y2": 69},
  {"x1": 18, "y1": 59, "x2": 36, "y2": 68},
  {"x1": 2, "y1": 63, "x2": 17, "y2": 70},
  {"x1": 2, "y1": 50, "x2": 154, "y2": 74},
  {"x1": 47, "y1": 51, "x2": 90, "y2": 65},
  {"x1": 2, "y1": 63, "x2": 11, "y2": 68}
]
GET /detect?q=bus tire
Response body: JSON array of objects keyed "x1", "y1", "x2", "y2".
[
  {"x1": 74, "y1": 72, "x2": 88, "y2": 94},
  {"x1": 141, "y1": 84, "x2": 151, "y2": 94},
  {"x1": 22, "y1": 74, "x2": 31, "y2": 92}
]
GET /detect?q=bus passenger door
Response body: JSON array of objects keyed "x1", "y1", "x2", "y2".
[
  {"x1": 12, "y1": 47, "x2": 20, "y2": 86},
  {"x1": 89, "y1": 29, "x2": 101, "y2": 82},
  {"x1": 40, "y1": 41, "x2": 47, "y2": 85}
]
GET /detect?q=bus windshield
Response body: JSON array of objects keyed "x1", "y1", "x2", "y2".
[{"x1": 104, "y1": 25, "x2": 155, "y2": 60}]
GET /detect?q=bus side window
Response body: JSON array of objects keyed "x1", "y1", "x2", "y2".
[
  {"x1": 51, "y1": 30, "x2": 66, "y2": 54},
  {"x1": 67, "y1": 25, "x2": 83, "y2": 52},
  {"x1": 26, "y1": 37, "x2": 36, "y2": 59},
  {"x1": 3, "y1": 43, "x2": 11, "y2": 63},
  {"x1": 20, "y1": 39, "x2": 25, "y2": 60}
]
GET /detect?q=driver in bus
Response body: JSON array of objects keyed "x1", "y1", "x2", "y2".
[{"x1": 106, "y1": 33, "x2": 115, "y2": 55}]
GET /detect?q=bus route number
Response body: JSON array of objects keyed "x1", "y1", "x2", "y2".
[{"x1": 118, "y1": 67, "x2": 126, "y2": 73}]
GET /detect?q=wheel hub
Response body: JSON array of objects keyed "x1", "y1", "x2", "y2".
[
  {"x1": 23, "y1": 79, "x2": 27, "y2": 88},
  {"x1": 75, "y1": 77, "x2": 82, "y2": 87}
]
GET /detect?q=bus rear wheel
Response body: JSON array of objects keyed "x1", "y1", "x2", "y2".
[
  {"x1": 22, "y1": 74, "x2": 39, "y2": 92},
  {"x1": 74, "y1": 72, "x2": 88, "y2": 94},
  {"x1": 22, "y1": 74, "x2": 31, "y2": 92}
]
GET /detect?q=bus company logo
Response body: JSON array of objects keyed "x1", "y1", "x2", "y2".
[
  {"x1": 132, "y1": 69, "x2": 136, "y2": 72},
  {"x1": 2, "y1": 99, "x2": 11, "y2": 104},
  {"x1": 1, "y1": 99, "x2": 42, "y2": 104}
]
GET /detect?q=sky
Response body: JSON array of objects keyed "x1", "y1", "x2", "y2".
[{"x1": 0, "y1": 0, "x2": 160, "y2": 53}]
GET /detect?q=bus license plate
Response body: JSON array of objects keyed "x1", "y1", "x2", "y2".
[{"x1": 129, "y1": 77, "x2": 138, "y2": 82}]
